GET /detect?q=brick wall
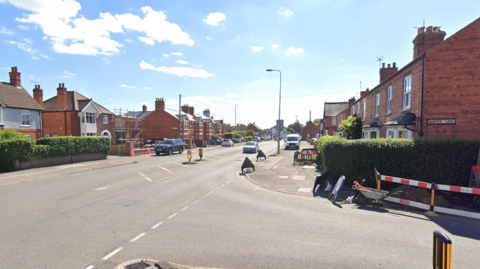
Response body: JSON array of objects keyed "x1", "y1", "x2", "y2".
[
  {"x1": 42, "y1": 111, "x2": 80, "y2": 137},
  {"x1": 96, "y1": 114, "x2": 115, "y2": 138},
  {"x1": 142, "y1": 110, "x2": 182, "y2": 139}
]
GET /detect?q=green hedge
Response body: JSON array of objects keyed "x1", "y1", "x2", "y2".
[
  {"x1": 245, "y1": 136, "x2": 253, "y2": 141},
  {"x1": 0, "y1": 136, "x2": 111, "y2": 172},
  {"x1": 320, "y1": 138, "x2": 479, "y2": 188},
  {"x1": 221, "y1": 133, "x2": 241, "y2": 140}
]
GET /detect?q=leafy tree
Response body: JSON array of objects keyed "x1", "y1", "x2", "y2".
[
  {"x1": 339, "y1": 115, "x2": 362, "y2": 139},
  {"x1": 211, "y1": 134, "x2": 219, "y2": 140},
  {"x1": 235, "y1": 123, "x2": 246, "y2": 132},
  {"x1": 287, "y1": 121, "x2": 304, "y2": 134},
  {"x1": 313, "y1": 118, "x2": 322, "y2": 125},
  {"x1": 0, "y1": 130, "x2": 26, "y2": 141},
  {"x1": 246, "y1": 130, "x2": 254, "y2": 137}
]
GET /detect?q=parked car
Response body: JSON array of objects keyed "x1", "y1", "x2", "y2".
[
  {"x1": 285, "y1": 134, "x2": 300, "y2": 150},
  {"x1": 243, "y1": 141, "x2": 259, "y2": 153},
  {"x1": 155, "y1": 138, "x2": 184, "y2": 155},
  {"x1": 254, "y1": 136, "x2": 261, "y2": 142},
  {"x1": 216, "y1": 139, "x2": 223, "y2": 145},
  {"x1": 222, "y1": 139, "x2": 234, "y2": 147},
  {"x1": 144, "y1": 138, "x2": 165, "y2": 146}
]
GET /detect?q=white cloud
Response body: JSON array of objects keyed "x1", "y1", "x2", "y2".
[
  {"x1": 271, "y1": 44, "x2": 281, "y2": 49},
  {"x1": 139, "y1": 60, "x2": 213, "y2": 78},
  {"x1": 17, "y1": 25, "x2": 29, "y2": 30},
  {"x1": 125, "y1": 39, "x2": 134, "y2": 43},
  {"x1": 163, "y1": 54, "x2": 169, "y2": 57},
  {"x1": 42, "y1": 36, "x2": 47, "y2": 40},
  {"x1": 225, "y1": 93, "x2": 238, "y2": 98},
  {"x1": 103, "y1": 57, "x2": 111, "y2": 64},
  {"x1": 203, "y1": 12, "x2": 226, "y2": 26},
  {"x1": 5, "y1": 1, "x2": 193, "y2": 55},
  {"x1": 285, "y1": 47, "x2": 304, "y2": 55},
  {"x1": 244, "y1": 94, "x2": 250, "y2": 97},
  {"x1": 206, "y1": 36, "x2": 213, "y2": 40},
  {"x1": 138, "y1": 102, "x2": 151, "y2": 107},
  {"x1": 0, "y1": 26, "x2": 14, "y2": 35},
  {"x1": 59, "y1": 70, "x2": 76, "y2": 78},
  {"x1": 171, "y1": 52, "x2": 183, "y2": 56},
  {"x1": 138, "y1": 36, "x2": 155, "y2": 45},
  {"x1": 120, "y1": 84, "x2": 135, "y2": 88},
  {"x1": 23, "y1": 38, "x2": 33, "y2": 44},
  {"x1": 176, "y1": 60, "x2": 188, "y2": 65},
  {"x1": 277, "y1": 8, "x2": 293, "y2": 17},
  {"x1": 6, "y1": 40, "x2": 50, "y2": 59},
  {"x1": 251, "y1": 46, "x2": 264, "y2": 52},
  {"x1": 144, "y1": 87, "x2": 151, "y2": 90},
  {"x1": 232, "y1": 34, "x2": 240, "y2": 44}
]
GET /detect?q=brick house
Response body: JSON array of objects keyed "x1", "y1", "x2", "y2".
[
  {"x1": 246, "y1": 122, "x2": 262, "y2": 137},
  {"x1": 333, "y1": 19, "x2": 480, "y2": 140},
  {"x1": 321, "y1": 102, "x2": 348, "y2": 136},
  {"x1": 0, "y1": 67, "x2": 43, "y2": 139},
  {"x1": 222, "y1": 123, "x2": 235, "y2": 133},
  {"x1": 302, "y1": 121, "x2": 320, "y2": 140},
  {"x1": 39, "y1": 83, "x2": 114, "y2": 139}
]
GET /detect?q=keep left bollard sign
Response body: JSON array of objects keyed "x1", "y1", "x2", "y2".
[{"x1": 187, "y1": 150, "x2": 192, "y2": 162}]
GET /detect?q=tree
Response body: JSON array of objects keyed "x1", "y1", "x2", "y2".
[
  {"x1": 246, "y1": 130, "x2": 254, "y2": 137},
  {"x1": 235, "y1": 123, "x2": 246, "y2": 132},
  {"x1": 313, "y1": 118, "x2": 322, "y2": 125},
  {"x1": 0, "y1": 130, "x2": 26, "y2": 141},
  {"x1": 211, "y1": 134, "x2": 219, "y2": 140},
  {"x1": 287, "y1": 121, "x2": 304, "y2": 134},
  {"x1": 339, "y1": 115, "x2": 362, "y2": 139}
]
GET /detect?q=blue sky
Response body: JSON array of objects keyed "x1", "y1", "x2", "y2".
[{"x1": 1, "y1": 0, "x2": 480, "y2": 129}]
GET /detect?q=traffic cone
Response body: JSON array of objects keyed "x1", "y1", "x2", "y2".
[
  {"x1": 194, "y1": 143, "x2": 196, "y2": 149},
  {"x1": 131, "y1": 150, "x2": 134, "y2": 157},
  {"x1": 147, "y1": 147, "x2": 151, "y2": 154}
]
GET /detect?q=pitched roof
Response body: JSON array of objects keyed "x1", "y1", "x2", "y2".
[
  {"x1": 0, "y1": 82, "x2": 43, "y2": 110},
  {"x1": 127, "y1": 110, "x2": 153, "y2": 119},
  {"x1": 324, "y1": 102, "x2": 348, "y2": 117},
  {"x1": 248, "y1": 123, "x2": 262, "y2": 130},
  {"x1": 43, "y1": 91, "x2": 113, "y2": 114},
  {"x1": 164, "y1": 108, "x2": 195, "y2": 121}
]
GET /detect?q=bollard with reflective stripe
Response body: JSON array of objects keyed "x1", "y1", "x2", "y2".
[
  {"x1": 433, "y1": 231, "x2": 452, "y2": 269},
  {"x1": 199, "y1": 149, "x2": 203, "y2": 160}
]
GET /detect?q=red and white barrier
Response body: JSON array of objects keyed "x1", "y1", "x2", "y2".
[
  {"x1": 436, "y1": 184, "x2": 480, "y2": 195},
  {"x1": 380, "y1": 175, "x2": 480, "y2": 195}
]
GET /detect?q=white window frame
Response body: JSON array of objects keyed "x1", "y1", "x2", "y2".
[
  {"x1": 375, "y1": 93, "x2": 380, "y2": 117},
  {"x1": 103, "y1": 115, "x2": 108, "y2": 124},
  {"x1": 387, "y1": 86, "x2": 392, "y2": 113},
  {"x1": 357, "y1": 103, "x2": 360, "y2": 115},
  {"x1": 363, "y1": 100, "x2": 366, "y2": 120},
  {"x1": 135, "y1": 122, "x2": 139, "y2": 129},
  {"x1": 21, "y1": 110, "x2": 31, "y2": 126},
  {"x1": 0, "y1": 107, "x2": 3, "y2": 125},
  {"x1": 83, "y1": 112, "x2": 96, "y2": 124},
  {"x1": 403, "y1": 75, "x2": 412, "y2": 109},
  {"x1": 86, "y1": 132, "x2": 96, "y2": 137}
]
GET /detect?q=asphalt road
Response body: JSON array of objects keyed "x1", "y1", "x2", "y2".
[{"x1": 0, "y1": 141, "x2": 479, "y2": 269}]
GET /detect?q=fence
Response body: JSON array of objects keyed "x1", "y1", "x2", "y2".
[{"x1": 374, "y1": 168, "x2": 480, "y2": 220}]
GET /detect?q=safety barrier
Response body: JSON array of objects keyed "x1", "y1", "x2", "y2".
[
  {"x1": 294, "y1": 148, "x2": 319, "y2": 165},
  {"x1": 374, "y1": 168, "x2": 480, "y2": 220},
  {"x1": 433, "y1": 231, "x2": 452, "y2": 269}
]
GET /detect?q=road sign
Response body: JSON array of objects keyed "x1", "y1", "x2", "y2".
[{"x1": 187, "y1": 150, "x2": 192, "y2": 162}]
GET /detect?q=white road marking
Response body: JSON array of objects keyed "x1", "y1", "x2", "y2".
[
  {"x1": 145, "y1": 177, "x2": 152, "y2": 182},
  {"x1": 226, "y1": 181, "x2": 230, "y2": 184},
  {"x1": 279, "y1": 176, "x2": 288, "y2": 179},
  {"x1": 175, "y1": 163, "x2": 189, "y2": 167},
  {"x1": 151, "y1": 221, "x2": 164, "y2": 229},
  {"x1": 96, "y1": 186, "x2": 109, "y2": 190},
  {"x1": 181, "y1": 206, "x2": 189, "y2": 211},
  {"x1": 138, "y1": 172, "x2": 145, "y2": 177},
  {"x1": 292, "y1": 175, "x2": 306, "y2": 181},
  {"x1": 130, "y1": 233, "x2": 146, "y2": 242},
  {"x1": 102, "y1": 247, "x2": 123, "y2": 260},
  {"x1": 62, "y1": 189, "x2": 129, "y2": 213},
  {"x1": 153, "y1": 175, "x2": 173, "y2": 182},
  {"x1": 298, "y1": 187, "x2": 312, "y2": 192},
  {"x1": 167, "y1": 213, "x2": 177, "y2": 219},
  {"x1": 215, "y1": 187, "x2": 220, "y2": 190},
  {"x1": 85, "y1": 266, "x2": 94, "y2": 269},
  {"x1": 158, "y1": 166, "x2": 174, "y2": 174},
  {"x1": 221, "y1": 184, "x2": 225, "y2": 187},
  {"x1": 192, "y1": 200, "x2": 199, "y2": 204},
  {"x1": 273, "y1": 165, "x2": 278, "y2": 169},
  {"x1": 208, "y1": 191, "x2": 214, "y2": 195},
  {"x1": 138, "y1": 172, "x2": 152, "y2": 182}
]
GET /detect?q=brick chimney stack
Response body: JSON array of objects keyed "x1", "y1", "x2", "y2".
[
  {"x1": 57, "y1": 83, "x2": 67, "y2": 110},
  {"x1": 360, "y1": 89, "x2": 369, "y2": 97},
  {"x1": 155, "y1": 98, "x2": 165, "y2": 111},
  {"x1": 9, "y1": 66, "x2": 21, "y2": 87},
  {"x1": 188, "y1": 106, "x2": 194, "y2": 116},
  {"x1": 142, "y1": 104, "x2": 147, "y2": 113},
  {"x1": 181, "y1": 104, "x2": 189, "y2": 113},
  {"x1": 348, "y1": 96, "x2": 356, "y2": 106},
  {"x1": 203, "y1": 109, "x2": 210, "y2": 118},
  {"x1": 33, "y1": 85, "x2": 44, "y2": 107},
  {"x1": 413, "y1": 26, "x2": 446, "y2": 59},
  {"x1": 380, "y1": 62, "x2": 398, "y2": 83}
]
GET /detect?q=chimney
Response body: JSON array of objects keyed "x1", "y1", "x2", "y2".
[
  {"x1": 33, "y1": 85, "x2": 44, "y2": 107},
  {"x1": 380, "y1": 62, "x2": 398, "y2": 83},
  {"x1": 413, "y1": 26, "x2": 446, "y2": 58},
  {"x1": 203, "y1": 109, "x2": 210, "y2": 118},
  {"x1": 188, "y1": 106, "x2": 194, "y2": 116},
  {"x1": 181, "y1": 104, "x2": 189, "y2": 113},
  {"x1": 57, "y1": 83, "x2": 67, "y2": 110},
  {"x1": 142, "y1": 104, "x2": 147, "y2": 113},
  {"x1": 360, "y1": 90, "x2": 367, "y2": 97},
  {"x1": 9, "y1": 66, "x2": 21, "y2": 87},
  {"x1": 348, "y1": 96, "x2": 356, "y2": 106},
  {"x1": 155, "y1": 98, "x2": 165, "y2": 111}
]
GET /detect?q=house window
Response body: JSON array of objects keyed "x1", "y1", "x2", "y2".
[
  {"x1": 21, "y1": 110, "x2": 31, "y2": 126},
  {"x1": 24, "y1": 135, "x2": 32, "y2": 140},
  {"x1": 332, "y1": 117, "x2": 337, "y2": 126},
  {"x1": 84, "y1": 112, "x2": 96, "y2": 124},
  {"x1": 363, "y1": 100, "x2": 366, "y2": 120},
  {"x1": 86, "y1": 133, "x2": 96, "y2": 137},
  {"x1": 45, "y1": 133, "x2": 51, "y2": 137},
  {"x1": 351, "y1": 106, "x2": 354, "y2": 116},
  {"x1": 135, "y1": 122, "x2": 139, "y2": 129},
  {"x1": 387, "y1": 86, "x2": 392, "y2": 113},
  {"x1": 0, "y1": 107, "x2": 3, "y2": 125},
  {"x1": 403, "y1": 75, "x2": 412, "y2": 109},
  {"x1": 103, "y1": 115, "x2": 108, "y2": 124},
  {"x1": 53, "y1": 134, "x2": 58, "y2": 137},
  {"x1": 357, "y1": 103, "x2": 360, "y2": 115},
  {"x1": 375, "y1": 93, "x2": 380, "y2": 117}
]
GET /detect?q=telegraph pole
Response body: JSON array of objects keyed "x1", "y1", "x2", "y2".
[{"x1": 179, "y1": 94, "x2": 181, "y2": 139}]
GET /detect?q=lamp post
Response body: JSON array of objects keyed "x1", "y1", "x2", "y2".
[
  {"x1": 266, "y1": 69, "x2": 281, "y2": 154},
  {"x1": 295, "y1": 115, "x2": 298, "y2": 134}
]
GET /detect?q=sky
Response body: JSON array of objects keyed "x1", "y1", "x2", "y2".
[{"x1": 1, "y1": 0, "x2": 480, "y2": 129}]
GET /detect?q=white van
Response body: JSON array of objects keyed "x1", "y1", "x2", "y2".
[{"x1": 285, "y1": 134, "x2": 300, "y2": 150}]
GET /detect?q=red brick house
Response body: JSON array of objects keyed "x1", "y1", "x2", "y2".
[
  {"x1": 321, "y1": 102, "x2": 348, "y2": 136},
  {"x1": 0, "y1": 67, "x2": 43, "y2": 139},
  {"x1": 246, "y1": 122, "x2": 262, "y2": 137},
  {"x1": 39, "y1": 83, "x2": 114, "y2": 139},
  {"x1": 302, "y1": 121, "x2": 320, "y2": 140},
  {"x1": 332, "y1": 19, "x2": 480, "y2": 140}
]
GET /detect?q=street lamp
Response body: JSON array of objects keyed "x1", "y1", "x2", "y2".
[
  {"x1": 266, "y1": 69, "x2": 281, "y2": 154},
  {"x1": 295, "y1": 115, "x2": 298, "y2": 134}
]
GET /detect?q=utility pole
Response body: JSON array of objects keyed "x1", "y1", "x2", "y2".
[
  {"x1": 309, "y1": 110, "x2": 312, "y2": 141},
  {"x1": 295, "y1": 115, "x2": 298, "y2": 134},
  {"x1": 235, "y1": 105, "x2": 237, "y2": 139},
  {"x1": 179, "y1": 94, "x2": 181, "y2": 139}
]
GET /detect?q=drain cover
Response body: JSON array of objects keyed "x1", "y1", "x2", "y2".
[{"x1": 115, "y1": 200, "x2": 138, "y2": 206}]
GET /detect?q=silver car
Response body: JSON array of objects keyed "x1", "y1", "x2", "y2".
[{"x1": 243, "y1": 141, "x2": 259, "y2": 153}]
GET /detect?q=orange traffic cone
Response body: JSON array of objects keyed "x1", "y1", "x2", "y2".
[
  {"x1": 194, "y1": 143, "x2": 196, "y2": 149},
  {"x1": 131, "y1": 150, "x2": 134, "y2": 157}
]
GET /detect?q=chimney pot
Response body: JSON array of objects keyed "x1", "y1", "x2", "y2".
[
  {"x1": 393, "y1": 62, "x2": 396, "y2": 67},
  {"x1": 426, "y1": 26, "x2": 433, "y2": 33},
  {"x1": 33, "y1": 84, "x2": 44, "y2": 107},
  {"x1": 9, "y1": 66, "x2": 21, "y2": 87},
  {"x1": 387, "y1": 64, "x2": 391, "y2": 68},
  {"x1": 382, "y1": 63, "x2": 385, "y2": 68},
  {"x1": 433, "y1": 26, "x2": 438, "y2": 32},
  {"x1": 418, "y1": 27, "x2": 425, "y2": 35}
]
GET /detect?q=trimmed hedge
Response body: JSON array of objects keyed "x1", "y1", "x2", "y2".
[
  {"x1": 0, "y1": 137, "x2": 111, "y2": 172},
  {"x1": 221, "y1": 133, "x2": 241, "y2": 140},
  {"x1": 320, "y1": 138, "x2": 479, "y2": 188},
  {"x1": 245, "y1": 136, "x2": 253, "y2": 141}
]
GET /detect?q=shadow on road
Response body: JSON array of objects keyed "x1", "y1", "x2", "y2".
[{"x1": 426, "y1": 215, "x2": 480, "y2": 241}]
